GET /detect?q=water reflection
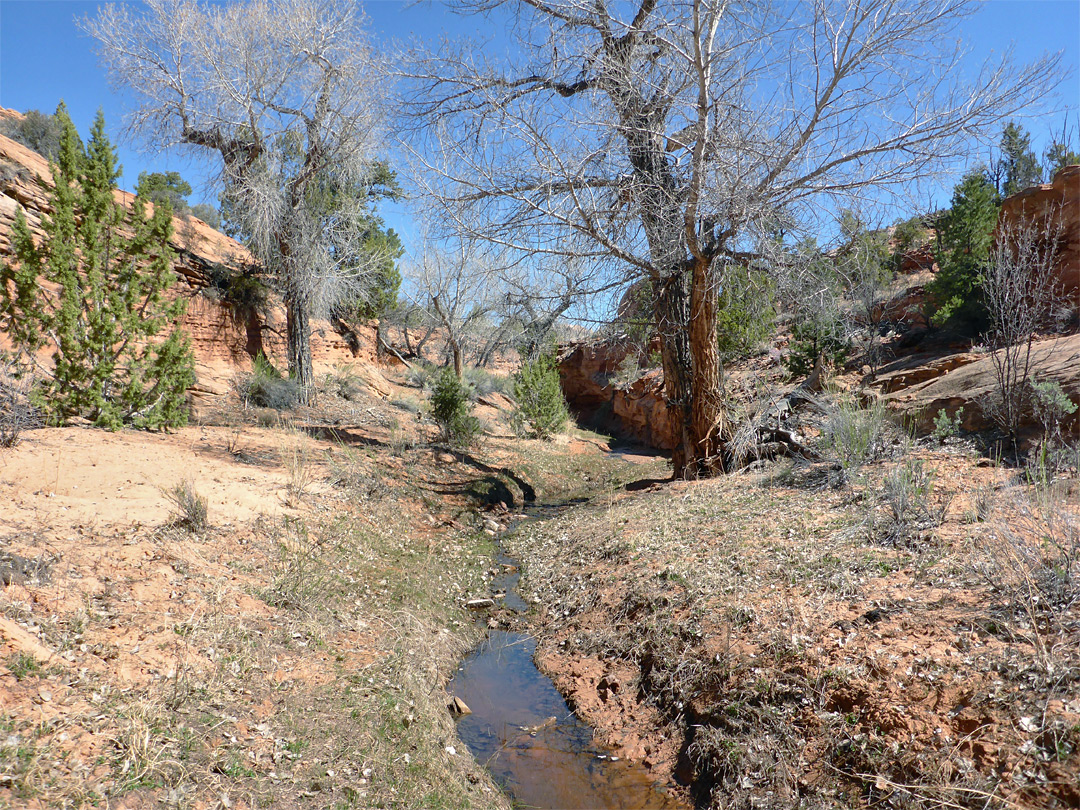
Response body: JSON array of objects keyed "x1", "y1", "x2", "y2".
[{"x1": 449, "y1": 630, "x2": 686, "y2": 810}]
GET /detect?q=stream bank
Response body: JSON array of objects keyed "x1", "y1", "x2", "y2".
[{"x1": 449, "y1": 492, "x2": 687, "y2": 810}]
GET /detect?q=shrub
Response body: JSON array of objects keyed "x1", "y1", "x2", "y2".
[
  {"x1": 323, "y1": 364, "x2": 364, "y2": 401},
  {"x1": 931, "y1": 407, "x2": 964, "y2": 444},
  {"x1": 873, "y1": 458, "x2": 948, "y2": 546},
  {"x1": 0, "y1": 109, "x2": 67, "y2": 160},
  {"x1": 165, "y1": 479, "x2": 208, "y2": 532},
  {"x1": 0, "y1": 358, "x2": 39, "y2": 448},
  {"x1": 821, "y1": 397, "x2": 888, "y2": 482},
  {"x1": 429, "y1": 367, "x2": 480, "y2": 447},
  {"x1": 890, "y1": 215, "x2": 930, "y2": 259},
  {"x1": 511, "y1": 353, "x2": 570, "y2": 440},
  {"x1": 785, "y1": 317, "x2": 850, "y2": 379},
  {"x1": 463, "y1": 366, "x2": 510, "y2": 399},
  {"x1": 1032, "y1": 380, "x2": 1077, "y2": 442},
  {"x1": 980, "y1": 217, "x2": 1066, "y2": 441},
  {"x1": 205, "y1": 262, "x2": 269, "y2": 319},
  {"x1": 238, "y1": 353, "x2": 299, "y2": 410},
  {"x1": 716, "y1": 268, "x2": 776, "y2": 362},
  {"x1": 0, "y1": 105, "x2": 194, "y2": 429},
  {"x1": 403, "y1": 360, "x2": 436, "y2": 391}
]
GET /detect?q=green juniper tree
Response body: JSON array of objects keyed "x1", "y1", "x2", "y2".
[
  {"x1": 0, "y1": 104, "x2": 194, "y2": 429},
  {"x1": 511, "y1": 352, "x2": 569, "y2": 440},
  {"x1": 928, "y1": 170, "x2": 1000, "y2": 329},
  {"x1": 136, "y1": 170, "x2": 193, "y2": 214},
  {"x1": 998, "y1": 122, "x2": 1043, "y2": 197}
]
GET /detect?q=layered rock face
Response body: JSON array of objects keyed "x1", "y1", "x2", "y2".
[
  {"x1": 0, "y1": 114, "x2": 383, "y2": 408},
  {"x1": 557, "y1": 339, "x2": 677, "y2": 450},
  {"x1": 997, "y1": 164, "x2": 1080, "y2": 310},
  {"x1": 882, "y1": 332, "x2": 1080, "y2": 438}
]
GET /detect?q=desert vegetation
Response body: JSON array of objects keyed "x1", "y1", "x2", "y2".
[{"x1": 0, "y1": 0, "x2": 1078, "y2": 808}]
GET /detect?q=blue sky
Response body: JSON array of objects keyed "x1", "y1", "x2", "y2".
[{"x1": 1, "y1": 0, "x2": 1079, "y2": 249}]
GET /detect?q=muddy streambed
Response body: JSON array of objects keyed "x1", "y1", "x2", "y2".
[{"x1": 448, "y1": 505, "x2": 686, "y2": 810}]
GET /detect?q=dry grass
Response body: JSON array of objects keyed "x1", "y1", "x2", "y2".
[{"x1": 505, "y1": 443, "x2": 1080, "y2": 809}]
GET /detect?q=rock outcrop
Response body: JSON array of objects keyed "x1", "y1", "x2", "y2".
[
  {"x1": 0, "y1": 119, "x2": 386, "y2": 409},
  {"x1": 881, "y1": 332, "x2": 1080, "y2": 438},
  {"x1": 997, "y1": 164, "x2": 1080, "y2": 311},
  {"x1": 557, "y1": 339, "x2": 677, "y2": 449}
]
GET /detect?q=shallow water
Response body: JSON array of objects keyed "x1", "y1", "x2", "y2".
[
  {"x1": 449, "y1": 631, "x2": 685, "y2": 810},
  {"x1": 449, "y1": 503, "x2": 686, "y2": 810}
]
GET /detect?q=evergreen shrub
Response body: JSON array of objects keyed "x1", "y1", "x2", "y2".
[
  {"x1": 511, "y1": 353, "x2": 569, "y2": 440},
  {"x1": 430, "y1": 367, "x2": 480, "y2": 446}
]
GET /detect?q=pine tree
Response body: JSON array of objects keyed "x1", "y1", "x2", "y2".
[
  {"x1": 928, "y1": 170, "x2": 1000, "y2": 329},
  {"x1": 0, "y1": 104, "x2": 195, "y2": 429},
  {"x1": 999, "y1": 122, "x2": 1042, "y2": 197}
]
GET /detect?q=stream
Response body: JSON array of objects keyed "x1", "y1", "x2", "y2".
[{"x1": 448, "y1": 504, "x2": 687, "y2": 810}]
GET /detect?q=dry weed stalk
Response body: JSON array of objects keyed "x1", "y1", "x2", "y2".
[
  {"x1": 974, "y1": 476, "x2": 1079, "y2": 674},
  {"x1": 281, "y1": 433, "x2": 313, "y2": 503}
]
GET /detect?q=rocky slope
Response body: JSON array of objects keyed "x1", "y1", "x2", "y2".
[
  {"x1": 559, "y1": 169, "x2": 1080, "y2": 451},
  {"x1": 0, "y1": 110, "x2": 387, "y2": 413}
]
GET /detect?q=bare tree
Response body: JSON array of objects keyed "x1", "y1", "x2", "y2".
[
  {"x1": 404, "y1": 0, "x2": 1059, "y2": 477},
  {"x1": 981, "y1": 211, "x2": 1066, "y2": 441},
  {"x1": 84, "y1": 0, "x2": 386, "y2": 403},
  {"x1": 405, "y1": 240, "x2": 502, "y2": 378}
]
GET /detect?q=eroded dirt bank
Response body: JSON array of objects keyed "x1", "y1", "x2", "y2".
[{"x1": 506, "y1": 449, "x2": 1080, "y2": 809}]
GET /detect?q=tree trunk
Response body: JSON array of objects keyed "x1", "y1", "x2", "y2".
[
  {"x1": 452, "y1": 340, "x2": 464, "y2": 378},
  {"x1": 652, "y1": 270, "x2": 695, "y2": 477},
  {"x1": 688, "y1": 258, "x2": 729, "y2": 474},
  {"x1": 652, "y1": 260, "x2": 730, "y2": 478},
  {"x1": 286, "y1": 292, "x2": 315, "y2": 405}
]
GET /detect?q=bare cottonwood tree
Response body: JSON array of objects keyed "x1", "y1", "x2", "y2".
[
  {"x1": 404, "y1": 0, "x2": 1059, "y2": 476},
  {"x1": 405, "y1": 240, "x2": 503, "y2": 378},
  {"x1": 85, "y1": 0, "x2": 386, "y2": 403}
]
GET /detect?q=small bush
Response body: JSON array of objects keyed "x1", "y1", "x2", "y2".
[
  {"x1": 403, "y1": 361, "x2": 435, "y2": 391},
  {"x1": 872, "y1": 458, "x2": 948, "y2": 546},
  {"x1": 390, "y1": 395, "x2": 422, "y2": 415},
  {"x1": 429, "y1": 367, "x2": 480, "y2": 447},
  {"x1": 0, "y1": 109, "x2": 66, "y2": 160},
  {"x1": 717, "y1": 268, "x2": 776, "y2": 362},
  {"x1": 785, "y1": 317, "x2": 850, "y2": 379},
  {"x1": 511, "y1": 354, "x2": 570, "y2": 440},
  {"x1": 0, "y1": 358, "x2": 39, "y2": 448},
  {"x1": 262, "y1": 518, "x2": 328, "y2": 614},
  {"x1": 821, "y1": 398, "x2": 888, "y2": 482},
  {"x1": 165, "y1": 479, "x2": 208, "y2": 532},
  {"x1": 323, "y1": 364, "x2": 364, "y2": 401},
  {"x1": 206, "y1": 263, "x2": 269, "y2": 318},
  {"x1": 462, "y1": 366, "x2": 510, "y2": 399},
  {"x1": 1032, "y1": 380, "x2": 1077, "y2": 441},
  {"x1": 890, "y1": 216, "x2": 930, "y2": 268},
  {"x1": 931, "y1": 407, "x2": 964, "y2": 444},
  {"x1": 238, "y1": 353, "x2": 299, "y2": 410}
]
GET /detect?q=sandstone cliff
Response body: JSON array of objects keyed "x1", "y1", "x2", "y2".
[
  {"x1": 997, "y1": 164, "x2": 1080, "y2": 310},
  {"x1": 0, "y1": 112, "x2": 385, "y2": 410}
]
